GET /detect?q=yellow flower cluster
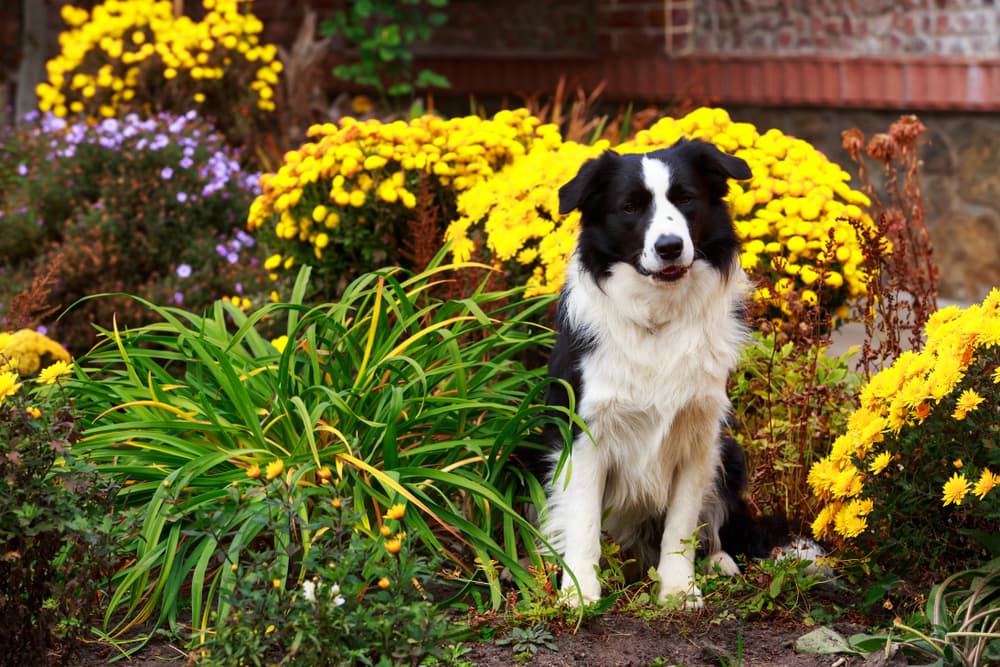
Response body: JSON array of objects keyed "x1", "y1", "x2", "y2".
[
  {"x1": 36, "y1": 0, "x2": 281, "y2": 120},
  {"x1": 809, "y1": 287, "x2": 1000, "y2": 541},
  {"x1": 248, "y1": 109, "x2": 560, "y2": 276},
  {"x1": 0, "y1": 329, "x2": 72, "y2": 376},
  {"x1": 447, "y1": 107, "x2": 873, "y2": 307}
]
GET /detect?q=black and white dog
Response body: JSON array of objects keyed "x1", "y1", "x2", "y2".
[{"x1": 535, "y1": 139, "x2": 768, "y2": 608}]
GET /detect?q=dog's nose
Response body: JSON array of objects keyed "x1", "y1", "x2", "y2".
[{"x1": 654, "y1": 234, "x2": 684, "y2": 260}]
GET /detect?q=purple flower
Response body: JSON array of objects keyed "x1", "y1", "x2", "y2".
[
  {"x1": 226, "y1": 252, "x2": 238, "y2": 264},
  {"x1": 179, "y1": 156, "x2": 194, "y2": 170},
  {"x1": 17, "y1": 164, "x2": 28, "y2": 176},
  {"x1": 176, "y1": 263, "x2": 192, "y2": 279},
  {"x1": 36, "y1": 325, "x2": 47, "y2": 335},
  {"x1": 173, "y1": 292, "x2": 184, "y2": 305},
  {"x1": 161, "y1": 166, "x2": 174, "y2": 180},
  {"x1": 177, "y1": 192, "x2": 188, "y2": 203}
]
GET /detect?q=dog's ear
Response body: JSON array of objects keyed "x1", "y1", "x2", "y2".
[
  {"x1": 558, "y1": 150, "x2": 620, "y2": 215},
  {"x1": 674, "y1": 139, "x2": 751, "y2": 200},
  {"x1": 686, "y1": 139, "x2": 752, "y2": 181}
]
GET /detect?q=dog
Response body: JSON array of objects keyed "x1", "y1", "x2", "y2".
[{"x1": 534, "y1": 139, "x2": 759, "y2": 608}]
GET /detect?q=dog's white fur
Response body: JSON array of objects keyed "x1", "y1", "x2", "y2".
[{"x1": 543, "y1": 158, "x2": 748, "y2": 608}]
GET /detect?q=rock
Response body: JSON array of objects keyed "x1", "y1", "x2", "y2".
[{"x1": 793, "y1": 626, "x2": 853, "y2": 655}]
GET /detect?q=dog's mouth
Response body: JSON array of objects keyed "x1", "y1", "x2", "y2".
[
  {"x1": 638, "y1": 264, "x2": 690, "y2": 282},
  {"x1": 652, "y1": 265, "x2": 689, "y2": 282}
]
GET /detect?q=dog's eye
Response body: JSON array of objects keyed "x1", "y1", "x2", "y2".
[
  {"x1": 623, "y1": 202, "x2": 637, "y2": 214},
  {"x1": 672, "y1": 193, "x2": 692, "y2": 206}
]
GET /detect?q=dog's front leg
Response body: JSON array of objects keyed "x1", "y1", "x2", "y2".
[
  {"x1": 550, "y1": 436, "x2": 606, "y2": 606},
  {"x1": 656, "y1": 453, "x2": 715, "y2": 609}
]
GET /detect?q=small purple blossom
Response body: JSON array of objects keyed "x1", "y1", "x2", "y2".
[
  {"x1": 176, "y1": 263, "x2": 192, "y2": 279},
  {"x1": 17, "y1": 164, "x2": 28, "y2": 176},
  {"x1": 173, "y1": 292, "x2": 184, "y2": 305},
  {"x1": 177, "y1": 192, "x2": 188, "y2": 203},
  {"x1": 161, "y1": 166, "x2": 174, "y2": 180}
]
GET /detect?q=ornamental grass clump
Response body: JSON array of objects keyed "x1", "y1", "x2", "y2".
[
  {"x1": 809, "y1": 288, "x2": 1000, "y2": 570},
  {"x1": 446, "y1": 107, "x2": 874, "y2": 318},
  {"x1": 37, "y1": 0, "x2": 282, "y2": 147},
  {"x1": 248, "y1": 109, "x2": 562, "y2": 296},
  {"x1": 0, "y1": 111, "x2": 270, "y2": 355},
  {"x1": 67, "y1": 260, "x2": 566, "y2": 640}
]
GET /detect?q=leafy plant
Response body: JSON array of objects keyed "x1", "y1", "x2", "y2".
[
  {"x1": 495, "y1": 624, "x2": 559, "y2": 660},
  {"x1": 67, "y1": 258, "x2": 566, "y2": 642},
  {"x1": 192, "y1": 479, "x2": 464, "y2": 666},
  {"x1": 697, "y1": 556, "x2": 829, "y2": 620},
  {"x1": 851, "y1": 558, "x2": 1000, "y2": 666},
  {"x1": 0, "y1": 362, "x2": 121, "y2": 666},
  {"x1": 730, "y1": 331, "x2": 862, "y2": 519},
  {"x1": 321, "y1": 0, "x2": 450, "y2": 109}
]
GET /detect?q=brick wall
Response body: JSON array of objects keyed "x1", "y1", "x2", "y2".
[{"x1": 693, "y1": 0, "x2": 1000, "y2": 57}]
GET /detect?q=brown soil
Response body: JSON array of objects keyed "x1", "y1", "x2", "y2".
[{"x1": 68, "y1": 613, "x2": 901, "y2": 667}]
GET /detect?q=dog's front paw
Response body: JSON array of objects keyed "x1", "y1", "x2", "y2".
[
  {"x1": 705, "y1": 550, "x2": 740, "y2": 577},
  {"x1": 657, "y1": 581, "x2": 703, "y2": 610},
  {"x1": 560, "y1": 568, "x2": 601, "y2": 607}
]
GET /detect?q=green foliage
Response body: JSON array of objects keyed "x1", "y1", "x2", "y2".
[
  {"x1": 730, "y1": 331, "x2": 862, "y2": 518},
  {"x1": 851, "y1": 558, "x2": 1000, "y2": 666},
  {"x1": 0, "y1": 373, "x2": 120, "y2": 666},
  {"x1": 67, "y1": 259, "x2": 563, "y2": 641},
  {"x1": 495, "y1": 624, "x2": 559, "y2": 661},
  {"x1": 697, "y1": 557, "x2": 830, "y2": 620},
  {"x1": 321, "y1": 0, "x2": 450, "y2": 108},
  {"x1": 0, "y1": 112, "x2": 270, "y2": 355},
  {"x1": 193, "y1": 478, "x2": 464, "y2": 666}
]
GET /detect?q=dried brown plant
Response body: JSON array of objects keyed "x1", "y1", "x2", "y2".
[{"x1": 841, "y1": 115, "x2": 938, "y2": 377}]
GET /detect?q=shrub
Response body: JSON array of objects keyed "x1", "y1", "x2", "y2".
[
  {"x1": 193, "y1": 481, "x2": 462, "y2": 666},
  {"x1": 68, "y1": 261, "x2": 564, "y2": 639},
  {"x1": 321, "y1": 0, "x2": 450, "y2": 109},
  {"x1": 729, "y1": 331, "x2": 862, "y2": 518},
  {"x1": 809, "y1": 288, "x2": 1000, "y2": 570},
  {"x1": 36, "y1": 0, "x2": 281, "y2": 147},
  {"x1": 0, "y1": 329, "x2": 72, "y2": 376},
  {"x1": 445, "y1": 107, "x2": 875, "y2": 317},
  {"x1": 0, "y1": 360, "x2": 119, "y2": 666},
  {"x1": 248, "y1": 109, "x2": 562, "y2": 296},
  {"x1": 0, "y1": 111, "x2": 270, "y2": 355}
]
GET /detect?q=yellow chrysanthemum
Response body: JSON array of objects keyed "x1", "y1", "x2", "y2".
[
  {"x1": 0, "y1": 370, "x2": 23, "y2": 402},
  {"x1": 38, "y1": 360, "x2": 73, "y2": 384},
  {"x1": 384, "y1": 503, "x2": 406, "y2": 521},
  {"x1": 941, "y1": 472, "x2": 970, "y2": 507},
  {"x1": 971, "y1": 469, "x2": 999, "y2": 501},
  {"x1": 868, "y1": 451, "x2": 892, "y2": 476},
  {"x1": 951, "y1": 388, "x2": 985, "y2": 420},
  {"x1": 265, "y1": 459, "x2": 284, "y2": 481}
]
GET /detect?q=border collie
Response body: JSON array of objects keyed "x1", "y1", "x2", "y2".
[{"x1": 537, "y1": 139, "x2": 757, "y2": 608}]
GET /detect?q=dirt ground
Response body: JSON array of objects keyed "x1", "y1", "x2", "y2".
[{"x1": 68, "y1": 612, "x2": 905, "y2": 667}]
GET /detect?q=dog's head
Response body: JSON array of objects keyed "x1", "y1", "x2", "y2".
[{"x1": 558, "y1": 139, "x2": 751, "y2": 284}]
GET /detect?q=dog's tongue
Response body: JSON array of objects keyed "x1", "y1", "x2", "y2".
[{"x1": 659, "y1": 266, "x2": 685, "y2": 278}]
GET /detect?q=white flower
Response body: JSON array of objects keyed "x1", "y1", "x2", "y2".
[
  {"x1": 302, "y1": 580, "x2": 317, "y2": 602},
  {"x1": 301, "y1": 580, "x2": 345, "y2": 607}
]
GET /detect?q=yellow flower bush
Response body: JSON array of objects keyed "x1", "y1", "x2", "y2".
[
  {"x1": 248, "y1": 109, "x2": 562, "y2": 293},
  {"x1": 809, "y1": 288, "x2": 1000, "y2": 563},
  {"x1": 0, "y1": 330, "x2": 72, "y2": 377},
  {"x1": 37, "y1": 0, "x2": 281, "y2": 121},
  {"x1": 446, "y1": 107, "x2": 874, "y2": 311}
]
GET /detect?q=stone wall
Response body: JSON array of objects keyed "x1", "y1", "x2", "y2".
[
  {"x1": 729, "y1": 106, "x2": 1000, "y2": 302},
  {"x1": 692, "y1": 0, "x2": 1000, "y2": 56}
]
